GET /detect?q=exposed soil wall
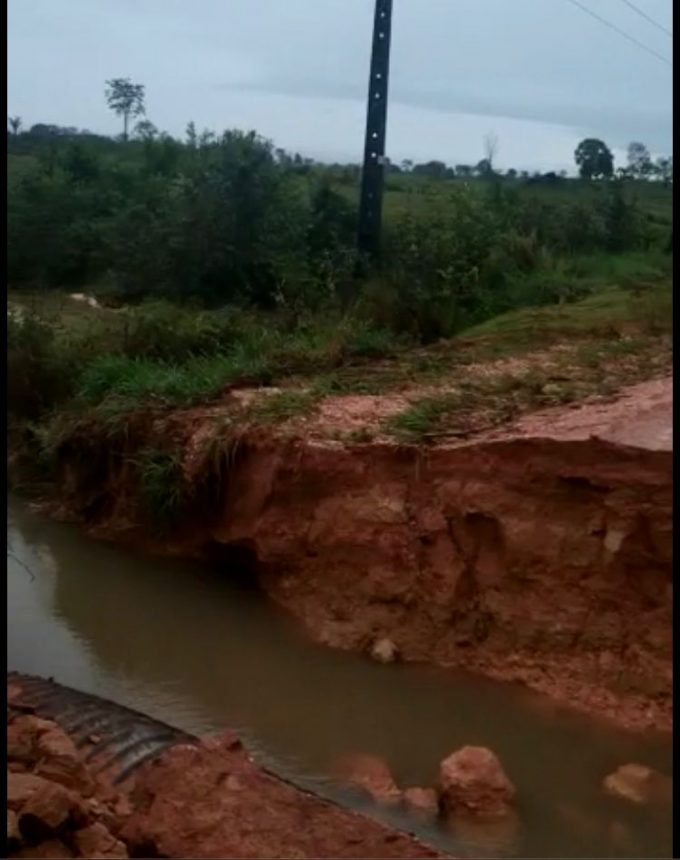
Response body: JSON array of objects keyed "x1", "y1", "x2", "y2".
[{"x1": 18, "y1": 379, "x2": 673, "y2": 733}]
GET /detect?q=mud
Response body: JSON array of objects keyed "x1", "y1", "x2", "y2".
[{"x1": 17, "y1": 377, "x2": 673, "y2": 733}]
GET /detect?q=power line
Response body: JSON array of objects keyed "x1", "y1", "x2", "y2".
[
  {"x1": 616, "y1": 0, "x2": 672, "y2": 39},
  {"x1": 565, "y1": 0, "x2": 672, "y2": 66}
]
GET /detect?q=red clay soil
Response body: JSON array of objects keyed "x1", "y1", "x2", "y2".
[
  {"x1": 209, "y1": 377, "x2": 673, "y2": 732},
  {"x1": 7, "y1": 704, "x2": 446, "y2": 860},
  {"x1": 34, "y1": 376, "x2": 673, "y2": 734},
  {"x1": 121, "y1": 735, "x2": 446, "y2": 859}
]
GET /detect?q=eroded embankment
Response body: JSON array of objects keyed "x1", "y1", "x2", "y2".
[{"x1": 17, "y1": 378, "x2": 673, "y2": 734}]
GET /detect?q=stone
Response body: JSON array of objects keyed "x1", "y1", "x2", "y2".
[
  {"x1": 438, "y1": 746, "x2": 515, "y2": 817},
  {"x1": 34, "y1": 728, "x2": 94, "y2": 796},
  {"x1": 73, "y1": 823, "x2": 129, "y2": 859},
  {"x1": 370, "y1": 638, "x2": 398, "y2": 664},
  {"x1": 603, "y1": 763, "x2": 672, "y2": 805},
  {"x1": 7, "y1": 716, "x2": 55, "y2": 764},
  {"x1": 7, "y1": 773, "x2": 52, "y2": 811},
  {"x1": 333, "y1": 753, "x2": 401, "y2": 804},
  {"x1": 18, "y1": 780, "x2": 79, "y2": 841},
  {"x1": 403, "y1": 787, "x2": 439, "y2": 817}
]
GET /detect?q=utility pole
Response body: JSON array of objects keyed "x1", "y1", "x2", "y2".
[{"x1": 357, "y1": 0, "x2": 393, "y2": 260}]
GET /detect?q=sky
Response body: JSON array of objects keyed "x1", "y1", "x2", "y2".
[{"x1": 7, "y1": 0, "x2": 673, "y2": 173}]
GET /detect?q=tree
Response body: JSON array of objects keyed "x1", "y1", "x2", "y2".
[
  {"x1": 475, "y1": 158, "x2": 493, "y2": 178},
  {"x1": 133, "y1": 119, "x2": 158, "y2": 141},
  {"x1": 413, "y1": 160, "x2": 448, "y2": 180},
  {"x1": 654, "y1": 156, "x2": 673, "y2": 187},
  {"x1": 505, "y1": 168, "x2": 517, "y2": 179},
  {"x1": 484, "y1": 132, "x2": 499, "y2": 173},
  {"x1": 186, "y1": 121, "x2": 198, "y2": 149},
  {"x1": 454, "y1": 164, "x2": 472, "y2": 178},
  {"x1": 574, "y1": 138, "x2": 614, "y2": 180},
  {"x1": 627, "y1": 141, "x2": 651, "y2": 180},
  {"x1": 401, "y1": 159, "x2": 413, "y2": 173},
  {"x1": 105, "y1": 78, "x2": 145, "y2": 141},
  {"x1": 8, "y1": 116, "x2": 22, "y2": 135}
]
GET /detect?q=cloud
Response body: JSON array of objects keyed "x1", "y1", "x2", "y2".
[{"x1": 8, "y1": 0, "x2": 672, "y2": 165}]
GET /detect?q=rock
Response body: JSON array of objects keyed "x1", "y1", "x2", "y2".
[
  {"x1": 403, "y1": 787, "x2": 439, "y2": 817},
  {"x1": 73, "y1": 823, "x2": 129, "y2": 859},
  {"x1": 603, "y1": 763, "x2": 672, "y2": 805},
  {"x1": 333, "y1": 753, "x2": 401, "y2": 804},
  {"x1": 7, "y1": 773, "x2": 52, "y2": 811},
  {"x1": 18, "y1": 780, "x2": 80, "y2": 842},
  {"x1": 14, "y1": 839, "x2": 74, "y2": 858},
  {"x1": 438, "y1": 746, "x2": 515, "y2": 817},
  {"x1": 7, "y1": 716, "x2": 55, "y2": 764},
  {"x1": 34, "y1": 727, "x2": 94, "y2": 796},
  {"x1": 370, "y1": 638, "x2": 399, "y2": 664}
]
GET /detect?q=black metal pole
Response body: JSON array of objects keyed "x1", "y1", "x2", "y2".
[{"x1": 357, "y1": 0, "x2": 393, "y2": 260}]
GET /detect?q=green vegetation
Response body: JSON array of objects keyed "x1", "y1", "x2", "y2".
[
  {"x1": 6, "y1": 98, "x2": 673, "y2": 504},
  {"x1": 132, "y1": 447, "x2": 190, "y2": 531}
]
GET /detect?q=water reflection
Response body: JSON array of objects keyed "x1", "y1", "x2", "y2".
[{"x1": 7, "y1": 498, "x2": 672, "y2": 858}]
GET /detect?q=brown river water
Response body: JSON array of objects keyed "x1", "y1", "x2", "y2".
[{"x1": 7, "y1": 496, "x2": 672, "y2": 859}]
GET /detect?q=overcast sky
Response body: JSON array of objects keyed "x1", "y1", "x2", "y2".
[{"x1": 7, "y1": 0, "x2": 673, "y2": 172}]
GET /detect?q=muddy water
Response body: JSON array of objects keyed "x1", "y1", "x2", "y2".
[{"x1": 7, "y1": 497, "x2": 672, "y2": 859}]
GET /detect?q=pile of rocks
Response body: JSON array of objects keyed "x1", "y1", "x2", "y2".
[
  {"x1": 7, "y1": 711, "x2": 130, "y2": 859},
  {"x1": 335, "y1": 745, "x2": 515, "y2": 819},
  {"x1": 334, "y1": 746, "x2": 519, "y2": 855}
]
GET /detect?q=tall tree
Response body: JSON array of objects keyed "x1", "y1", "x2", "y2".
[
  {"x1": 483, "y1": 132, "x2": 499, "y2": 173},
  {"x1": 8, "y1": 116, "x2": 22, "y2": 135},
  {"x1": 627, "y1": 141, "x2": 651, "y2": 179},
  {"x1": 105, "y1": 78, "x2": 145, "y2": 141},
  {"x1": 574, "y1": 138, "x2": 614, "y2": 180}
]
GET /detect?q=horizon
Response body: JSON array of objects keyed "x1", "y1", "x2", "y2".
[{"x1": 8, "y1": 0, "x2": 672, "y2": 176}]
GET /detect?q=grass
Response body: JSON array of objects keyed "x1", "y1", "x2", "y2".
[
  {"x1": 247, "y1": 390, "x2": 320, "y2": 424},
  {"x1": 383, "y1": 327, "x2": 671, "y2": 442},
  {"x1": 130, "y1": 447, "x2": 190, "y2": 531},
  {"x1": 7, "y1": 272, "x2": 672, "y2": 458}
]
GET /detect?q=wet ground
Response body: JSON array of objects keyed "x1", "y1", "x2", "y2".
[{"x1": 7, "y1": 496, "x2": 672, "y2": 858}]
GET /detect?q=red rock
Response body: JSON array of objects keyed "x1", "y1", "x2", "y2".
[
  {"x1": 34, "y1": 728, "x2": 94, "y2": 796},
  {"x1": 402, "y1": 787, "x2": 439, "y2": 817},
  {"x1": 438, "y1": 746, "x2": 515, "y2": 817},
  {"x1": 18, "y1": 779, "x2": 80, "y2": 837},
  {"x1": 603, "y1": 764, "x2": 672, "y2": 805},
  {"x1": 370, "y1": 638, "x2": 399, "y2": 664},
  {"x1": 73, "y1": 823, "x2": 129, "y2": 859},
  {"x1": 7, "y1": 716, "x2": 55, "y2": 764},
  {"x1": 7, "y1": 773, "x2": 51, "y2": 811},
  {"x1": 333, "y1": 753, "x2": 401, "y2": 804}
]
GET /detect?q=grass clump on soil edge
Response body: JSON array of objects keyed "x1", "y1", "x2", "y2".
[{"x1": 7, "y1": 276, "x2": 672, "y2": 510}]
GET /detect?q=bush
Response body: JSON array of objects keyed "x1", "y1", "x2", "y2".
[{"x1": 7, "y1": 312, "x2": 76, "y2": 419}]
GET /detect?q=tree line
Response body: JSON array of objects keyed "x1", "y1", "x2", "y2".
[{"x1": 6, "y1": 78, "x2": 671, "y2": 343}]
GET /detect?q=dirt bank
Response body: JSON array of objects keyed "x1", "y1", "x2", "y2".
[
  {"x1": 7, "y1": 681, "x2": 446, "y2": 859},
  {"x1": 17, "y1": 377, "x2": 673, "y2": 734}
]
